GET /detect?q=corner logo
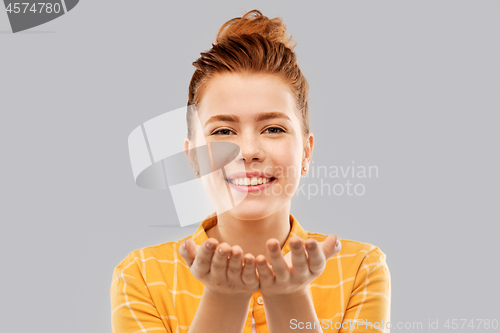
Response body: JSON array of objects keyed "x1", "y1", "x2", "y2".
[{"x1": 3, "y1": 0, "x2": 79, "y2": 33}]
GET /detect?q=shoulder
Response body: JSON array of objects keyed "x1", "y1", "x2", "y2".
[
  {"x1": 111, "y1": 234, "x2": 195, "y2": 279},
  {"x1": 329, "y1": 237, "x2": 390, "y2": 288},
  {"x1": 306, "y1": 231, "x2": 389, "y2": 271},
  {"x1": 338, "y1": 237, "x2": 388, "y2": 266},
  {"x1": 309, "y1": 231, "x2": 386, "y2": 255},
  {"x1": 307, "y1": 233, "x2": 390, "y2": 290}
]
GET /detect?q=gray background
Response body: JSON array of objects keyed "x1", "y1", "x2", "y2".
[{"x1": 1, "y1": 0, "x2": 499, "y2": 332}]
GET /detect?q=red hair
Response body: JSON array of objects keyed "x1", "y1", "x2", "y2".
[{"x1": 187, "y1": 9, "x2": 310, "y2": 143}]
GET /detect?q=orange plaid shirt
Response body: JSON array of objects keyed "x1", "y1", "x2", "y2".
[{"x1": 110, "y1": 213, "x2": 391, "y2": 332}]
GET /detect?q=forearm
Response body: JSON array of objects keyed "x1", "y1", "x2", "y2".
[
  {"x1": 188, "y1": 289, "x2": 251, "y2": 333},
  {"x1": 262, "y1": 288, "x2": 322, "y2": 333}
]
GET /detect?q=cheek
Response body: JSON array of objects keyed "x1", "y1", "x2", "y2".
[
  {"x1": 199, "y1": 170, "x2": 234, "y2": 210},
  {"x1": 272, "y1": 142, "x2": 302, "y2": 179}
]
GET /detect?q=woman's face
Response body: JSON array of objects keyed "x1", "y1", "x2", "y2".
[{"x1": 187, "y1": 72, "x2": 313, "y2": 220}]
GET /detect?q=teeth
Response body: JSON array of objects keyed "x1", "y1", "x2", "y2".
[{"x1": 228, "y1": 177, "x2": 273, "y2": 186}]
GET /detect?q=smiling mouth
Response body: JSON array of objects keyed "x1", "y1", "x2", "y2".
[{"x1": 225, "y1": 177, "x2": 276, "y2": 186}]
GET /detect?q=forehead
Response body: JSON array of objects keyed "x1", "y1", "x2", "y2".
[{"x1": 198, "y1": 73, "x2": 298, "y2": 121}]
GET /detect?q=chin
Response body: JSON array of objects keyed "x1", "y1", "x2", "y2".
[{"x1": 226, "y1": 204, "x2": 278, "y2": 221}]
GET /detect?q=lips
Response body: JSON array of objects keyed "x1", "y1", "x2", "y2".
[
  {"x1": 225, "y1": 175, "x2": 277, "y2": 192},
  {"x1": 224, "y1": 171, "x2": 276, "y2": 191},
  {"x1": 226, "y1": 171, "x2": 275, "y2": 179},
  {"x1": 227, "y1": 177, "x2": 274, "y2": 186}
]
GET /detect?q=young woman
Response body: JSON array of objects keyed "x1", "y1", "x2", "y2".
[{"x1": 111, "y1": 10, "x2": 391, "y2": 333}]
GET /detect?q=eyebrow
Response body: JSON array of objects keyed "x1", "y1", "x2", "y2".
[{"x1": 204, "y1": 112, "x2": 291, "y2": 126}]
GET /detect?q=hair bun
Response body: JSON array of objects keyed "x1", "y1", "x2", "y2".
[{"x1": 215, "y1": 9, "x2": 297, "y2": 51}]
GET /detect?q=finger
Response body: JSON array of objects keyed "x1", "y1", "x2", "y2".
[
  {"x1": 256, "y1": 255, "x2": 274, "y2": 286},
  {"x1": 304, "y1": 239, "x2": 325, "y2": 274},
  {"x1": 192, "y1": 238, "x2": 218, "y2": 277},
  {"x1": 320, "y1": 234, "x2": 340, "y2": 260},
  {"x1": 266, "y1": 239, "x2": 289, "y2": 282},
  {"x1": 227, "y1": 245, "x2": 244, "y2": 281},
  {"x1": 290, "y1": 237, "x2": 308, "y2": 277},
  {"x1": 242, "y1": 254, "x2": 258, "y2": 286},
  {"x1": 210, "y1": 242, "x2": 231, "y2": 282},
  {"x1": 179, "y1": 238, "x2": 198, "y2": 267}
]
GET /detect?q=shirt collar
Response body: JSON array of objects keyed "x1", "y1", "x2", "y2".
[{"x1": 190, "y1": 212, "x2": 309, "y2": 256}]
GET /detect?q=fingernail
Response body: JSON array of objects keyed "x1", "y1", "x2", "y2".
[
  {"x1": 206, "y1": 242, "x2": 214, "y2": 250},
  {"x1": 218, "y1": 248, "x2": 225, "y2": 255},
  {"x1": 334, "y1": 239, "x2": 342, "y2": 254},
  {"x1": 182, "y1": 242, "x2": 186, "y2": 250},
  {"x1": 268, "y1": 243, "x2": 278, "y2": 252},
  {"x1": 292, "y1": 241, "x2": 301, "y2": 249},
  {"x1": 245, "y1": 258, "x2": 252, "y2": 265},
  {"x1": 306, "y1": 242, "x2": 317, "y2": 250},
  {"x1": 257, "y1": 260, "x2": 266, "y2": 267}
]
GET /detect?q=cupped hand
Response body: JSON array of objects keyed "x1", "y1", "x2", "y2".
[
  {"x1": 256, "y1": 234, "x2": 341, "y2": 296},
  {"x1": 179, "y1": 237, "x2": 260, "y2": 296}
]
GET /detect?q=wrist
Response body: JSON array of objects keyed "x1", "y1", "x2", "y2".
[
  {"x1": 203, "y1": 287, "x2": 253, "y2": 303},
  {"x1": 261, "y1": 286, "x2": 310, "y2": 302}
]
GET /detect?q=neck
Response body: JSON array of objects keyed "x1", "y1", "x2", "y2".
[{"x1": 206, "y1": 203, "x2": 292, "y2": 261}]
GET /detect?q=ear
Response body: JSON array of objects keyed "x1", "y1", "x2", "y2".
[
  {"x1": 184, "y1": 136, "x2": 200, "y2": 177},
  {"x1": 301, "y1": 132, "x2": 314, "y2": 175}
]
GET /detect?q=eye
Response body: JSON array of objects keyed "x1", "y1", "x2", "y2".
[
  {"x1": 263, "y1": 126, "x2": 286, "y2": 134},
  {"x1": 211, "y1": 128, "x2": 235, "y2": 135}
]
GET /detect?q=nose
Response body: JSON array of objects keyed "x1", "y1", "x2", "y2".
[{"x1": 237, "y1": 134, "x2": 264, "y2": 163}]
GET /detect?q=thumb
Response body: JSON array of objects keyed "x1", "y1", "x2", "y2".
[
  {"x1": 179, "y1": 238, "x2": 198, "y2": 267},
  {"x1": 320, "y1": 234, "x2": 341, "y2": 260}
]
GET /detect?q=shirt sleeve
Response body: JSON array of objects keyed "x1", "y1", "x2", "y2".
[
  {"x1": 110, "y1": 254, "x2": 172, "y2": 333},
  {"x1": 340, "y1": 247, "x2": 391, "y2": 333}
]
